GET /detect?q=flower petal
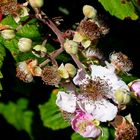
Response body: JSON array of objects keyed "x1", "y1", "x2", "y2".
[
  {"x1": 73, "y1": 69, "x2": 90, "y2": 86},
  {"x1": 56, "y1": 91, "x2": 76, "y2": 113},
  {"x1": 90, "y1": 64, "x2": 129, "y2": 92},
  {"x1": 92, "y1": 99, "x2": 118, "y2": 122},
  {"x1": 71, "y1": 111, "x2": 101, "y2": 138},
  {"x1": 77, "y1": 96, "x2": 117, "y2": 122}
]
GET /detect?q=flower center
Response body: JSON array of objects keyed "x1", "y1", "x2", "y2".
[
  {"x1": 76, "y1": 120, "x2": 90, "y2": 133},
  {"x1": 80, "y1": 78, "x2": 111, "y2": 100}
]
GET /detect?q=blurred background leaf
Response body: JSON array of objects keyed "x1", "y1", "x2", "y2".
[
  {"x1": 0, "y1": 44, "x2": 6, "y2": 93},
  {"x1": 39, "y1": 92, "x2": 70, "y2": 130},
  {"x1": 98, "y1": 0, "x2": 138, "y2": 20},
  {"x1": 0, "y1": 98, "x2": 33, "y2": 138}
]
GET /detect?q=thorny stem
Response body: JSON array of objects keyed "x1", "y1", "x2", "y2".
[
  {"x1": 36, "y1": 10, "x2": 65, "y2": 46},
  {"x1": 34, "y1": 9, "x2": 85, "y2": 71}
]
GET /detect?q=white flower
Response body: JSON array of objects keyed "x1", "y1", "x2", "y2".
[
  {"x1": 56, "y1": 91, "x2": 77, "y2": 113},
  {"x1": 90, "y1": 64, "x2": 129, "y2": 92},
  {"x1": 77, "y1": 95, "x2": 117, "y2": 122}
]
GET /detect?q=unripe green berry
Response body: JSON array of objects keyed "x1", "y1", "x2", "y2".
[
  {"x1": 18, "y1": 38, "x2": 32, "y2": 52},
  {"x1": 1, "y1": 29, "x2": 15, "y2": 39},
  {"x1": 29, "y1": 0, "x2": 44, "y2": 8}
]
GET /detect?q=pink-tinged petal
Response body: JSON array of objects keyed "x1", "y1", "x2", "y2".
[
  {"x1": 129, "y1": 80, "x2": 140, "y2": 97},
  {"x1": 84, "y1": 125, "x2": 101, "y2": 138},
  {"x1": 73, "y1": 69, "x2": 90, "y2": 86},
  {"x1": 56, "y1": 91, "x2": 76, "y2": 113},
  {"x1": 71, "y1": 111, "x2": 101, "y2": 138}
]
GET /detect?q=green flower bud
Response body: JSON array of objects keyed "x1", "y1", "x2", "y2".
[
  {"x1": 64, "y1": 39, "x2": 78, "y2": 55},
  {"x1": 29, "y1": 0, "x2": 44, "y2": 8},
  {"x1": 83, "y1": 5, "x2": 97, "y2": 19},
  {"x1": 114, "y1": 89, "x2": 131, "y2": 105},
  {"x1": 58, "y1": 63, "x2": 69, "y2": 79},
  {"x1": 65, "y1": 63, "x2": 76, "y2": 77},
  {"x1": 18, "y1": 38, "x2": 32, "y2": 52},
  {"x1": 1, "y1": 29, "x2": 15, "y2": 39},
  {"x1": 33, "y1": 44, "x2": 47, "y2": 57}
]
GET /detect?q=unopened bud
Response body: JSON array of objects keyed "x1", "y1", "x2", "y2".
[
  {"x1": 114, "y1": 89, "x2": 131, "y2": 105},
  {"x1": 64, "y1": 39, "x2": 78, "y2": 54},
  {"x1": 58, "y1": 63, "x2": 69, "y2": 79},
  {"x1": 83, "y1": 5, "x2": 97, "y2": 19},
  {"x1": 28, "y1": 0, "x2": 44, "y2": 8},
  {"x1": 129, "y1": 79, "x2": 140, "y2": 98},
  {"x1": 1, "y1": 29, "x2": 15, "y2": 39},
  {"x1": 33, "y1": 44, "x2": 47, "y2": 57},
  {"x1": 18, "y1": 38, "x2": 32, "y2": 52},
  {"x1": 65, "y1": 63, "x2": 76, "y2": 77}
]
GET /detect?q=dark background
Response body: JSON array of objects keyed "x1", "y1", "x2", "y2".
[{"x1": 0, "y1": 0, "x2": 140, "y2": 139}]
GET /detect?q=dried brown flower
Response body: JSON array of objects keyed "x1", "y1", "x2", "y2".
[
  {"x1": 110, "y1": 52, "x2": 133, "y2": 72},
  {"x1": 41, "y1": 66, "x2": 61, "y2": 86}
]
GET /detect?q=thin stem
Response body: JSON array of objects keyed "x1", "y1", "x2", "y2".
[
  {"x1": 71, "y1": 54, "x2": 86, "y2": 72},
  {"x1": 39, "y1": 47, "x2": 64, "y2": 67},
  {"x1": 36, "y1": 11, "x2": 65, "y2": 46},
  {"x1": 34, "y1": 9, "x2": 85, "y2": 72}
]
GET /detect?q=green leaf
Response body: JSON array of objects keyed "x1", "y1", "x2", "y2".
[
  {"x1": 98, "y1": 0, "x2": 138, "y2": 20},
  {"x1": 4, "y1": 38, "x2": 20, "y2": 61},
  {"x1": 97, "y1": 127, "x2": 109, "y2": 140},
  {"x1": 39, "y1": 93, "x2": 70, "y2": 130},
  {"x1": 3, "y1": 38, "x2": 37, "y2": 62},
  {"x1": 120, "y1": 73, "x2": 138, "y2": 84},
  {"x1": 56, "y1": 53, "x2": 71, "y2": 62},
  {"x1": 0, "y1": 44, "x2": 6, "y2": 93},
  {"x1": 16, "y1": 52, "x2": 36, "y2": 62},
  {"x1": 1, "y1": 15, "x2": 18, "y2": 29},
  {"x1": 71, "y1": 133, "x2": 92, "y2": 140},
  {"x1": 0, "y1": 98, "x2": 33, "y2": 138},
  {"x1": 16, "y1": 24, "x2": 41, "y2": 40}
]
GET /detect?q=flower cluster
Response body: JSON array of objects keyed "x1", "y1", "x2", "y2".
[
  {"x1": 54, "y1": 5, "x2": 138, "y2": 140},
  {"x1": 1, "y1": 1, "x2": 140, "y2": 139},
  {"x1": 55, "y1": 61, "x2": 137, "y2": 139}
]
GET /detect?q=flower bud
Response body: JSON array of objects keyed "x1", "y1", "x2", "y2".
[
  {"x1": 64, "y1": 39, "x2": 78, "y2": 54},
  {"x1": 73, "y1": 32, "x2": 84, "y2": 43},
  {"x1": 83, "y1": 5, "x2": 97, "y2": 19},
  {"x1": 28, "y1": 0, "x2": 44, "y2": 8},
  {"x1": 32, "y1": 44, "x2": 47, "y2": 57},
  {"x1": 114, "y1": 89, "x2": 131, "y2": 105},
  {"x1": 33, "y1": 66, "x2": 42, "y2": 76},
  {"x1": 65, "y1": 63, "x2": 76, "y2": 77},
  {"x1": 58, "y1": 63, "x2": 69, "y2": 79},
  {"x1": 18, "y1": 38, "x2": 32, "y2": 52},
  {"x1": 1, "y1": 29, "x2": 15, "y2": 39},
  {"x1": 129, "y1": 80, "x2": 140, "y2": 98}
]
